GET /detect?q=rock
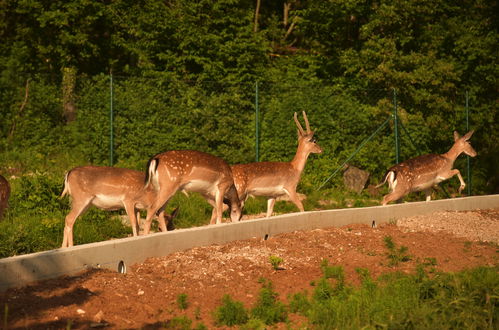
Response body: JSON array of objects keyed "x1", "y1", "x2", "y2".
[{"x1": 343, "y1": 164, "x2": 370, "y2": 193}]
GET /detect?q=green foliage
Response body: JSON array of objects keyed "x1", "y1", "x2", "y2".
[
  {"x1": 213, "y1": 294, "x2": 249, "y2": 327},
  {"x1": 164, "y1": 315, "x2": 192, "y2": 330},
  {"x1": 250, "y1": 278, "x2": 288, "y2": 325},
  {"x1": 300, "y1": 264, "x2": 499, "y2": 329},
  {"x1": 269, "y1": 255, "x2": 284, "y2": 270},
  {"x1": 176, "y1": 293, "x2": 189, "y2": 310},
  {"x1": 383, "y1": 236, "x2": 412, "y2": 266}
]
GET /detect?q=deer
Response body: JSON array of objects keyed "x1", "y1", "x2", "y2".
[
  {"x1": 376, "y1": 130, "x2": 477, "y2": 206},
  {"x1": 0, "y1": 174, "x2": 10, "y2": 221},
  {"x1": 229, "y1": 111, "x2": 323, "y2": 218},
  {"x1": 143, "y1": 150, "x2": 242, "y2": 232},
  {"x1": 60, "y1": 166, "x2": 179, "y2": 248}
]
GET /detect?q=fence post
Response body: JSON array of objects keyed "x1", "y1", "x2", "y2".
[
  {"x1": 466, "y1": 91, "x2": 471, "y2": 195},
  {"x1": 255, "y1": 81, "x2": 260, "y2": 162},
  {"x1": 393, "y1": 89, "x2": 400, "y2": 164},
  {"x1": 109, "y1": 73, "x2": 114, "y2": 167}
]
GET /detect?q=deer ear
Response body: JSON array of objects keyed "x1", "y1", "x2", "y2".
[
  {"x1": 453, "y1": 131, "x2": 461, "y2": 141},
  {"x1": 171, "y1": 207, "x2": 180, "y2": 218},
  {"x1": 463, "y1": 130, "x2": 474, "y2": 141}
]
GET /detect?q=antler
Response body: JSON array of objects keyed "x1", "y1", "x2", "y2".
[
  {"x1": 302, "y1": 111, "x2": 311, "y2": 134},
  {"x1": 294, "y1": 112, "x2": 305, "y2": 136},
  {"x1": 294, "y1": 111, "x2": 312, "y2": 136}
]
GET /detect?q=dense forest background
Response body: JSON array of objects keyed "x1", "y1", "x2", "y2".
[{"x1": 0, "y1": 0, "x2": 497, "y2": 192}]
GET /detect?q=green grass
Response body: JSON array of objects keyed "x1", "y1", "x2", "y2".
[{"x1": 211, "y1": 264, "x2": 498, "y2": 329}]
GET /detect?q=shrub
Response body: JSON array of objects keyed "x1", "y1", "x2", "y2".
[
  {"x1": 250, "y1": 278, "x2": 288, "y2": 325},
  {"x1": 213, "y1": 294, "x2": 249, "y2": 326}
]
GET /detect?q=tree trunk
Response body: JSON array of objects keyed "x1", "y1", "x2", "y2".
[
  {"x1": 62, "y1": 67, "x2": 77, "y2": 123},
  {"x1": 254, "y1": 0, "x2": 261, "y2": 33}
]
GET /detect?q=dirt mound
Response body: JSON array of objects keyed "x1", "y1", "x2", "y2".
[{"x1": 1, "y1": 209, "x2": 498, "y2": 329}]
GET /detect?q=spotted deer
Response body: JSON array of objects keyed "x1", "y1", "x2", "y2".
[
  {"x1": 143, "y1": 150, "x2": 242, "y2": 232},
  {"x1": 61, "y1": 166, "x2": 178, "y2": 248},
  {"x1": 230, "y1": 111, "x2": 323, "y2": 217},
  {"x1": 377, "y1": 130, "x2": 476, "y2": 205},
  {"x1": 0, "y1": 174, "x2": 10, "y2": 221}
]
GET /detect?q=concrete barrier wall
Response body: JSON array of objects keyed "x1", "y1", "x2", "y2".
[{"x1": 1, "y1": 194, "x2": 498, "y2": 291}]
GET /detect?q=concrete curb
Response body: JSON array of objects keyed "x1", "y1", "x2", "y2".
[{"x1": 1, "y1": 194, "x2": 498, "y2": 291}]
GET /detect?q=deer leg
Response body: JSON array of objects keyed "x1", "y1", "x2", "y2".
[
  {"x1": 144, "y1": 186, "x2": 177, "y2": 235},
  {"x1": 214, "y1": 189, "x2": 225, "y2": 225},
  {"x1": 266, "y1": 198, "x2": 276, "y2": 218},
  {"x1": 62, "y1": 200, "x2": 91, "y2": 248},
  {"x1": 424, "y1": 188, "x2": 432, "y2": 202},
  {"x1": 381, "y1": 189, "x2": 406, "y2": 206},
  {"x1": 124, "y1": 202, "x2": 140, "y2": 237},
  {"x1": 453, "y1": 169, "x2": 466, "y2": 193},
  {"x1": 285, "y1": 189, "x2": 305, "y2": 213},
  {"x1": 157, "y1": 210, "x2": 168, "y2": 232}
]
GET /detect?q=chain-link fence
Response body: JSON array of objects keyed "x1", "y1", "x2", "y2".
[{"x1": 1, "y1": 74, "x2": 479, "y2": 193}]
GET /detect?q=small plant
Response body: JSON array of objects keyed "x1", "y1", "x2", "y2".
[
  {"x1": 269, "y1": 255, "x2": 284, "y2": 270},
  {"x1": 383, "y1": 236, "x2": 411, "y2": 266},
  {"x1": 213, "y1": 294, "x2": 249, "y2": 326},
  {"x1": 288, "y1": 291, "x2": 311, "y2": 314},
  {"x1": 177, "y1": 293, "x2": 188, "y2": 310},
  {"x1": 165, "y1": 315, "x2": 192, "y2": 329},
  {"x1": 251, "y1": 278, "x2": 288, "y2": 325}
]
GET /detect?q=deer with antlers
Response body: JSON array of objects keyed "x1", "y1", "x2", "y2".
[
  {"x1": 230, "y1": 111, "x2": 322, "y2": 217},
  {"x1": 377, "y1": 130, "x2": 477, "y2": 205},
  {"x1": 143, "y1": 150, "x2": 242, "y2": 232},
  {"x1": 61, "y1": 166, "x2": 178, "y2": 248},
  {"x1": 0, "y1": 174, "x2": 10, "y2": 221}
]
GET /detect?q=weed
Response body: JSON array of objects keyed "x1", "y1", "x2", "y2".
[
  {"x1": 213, "y1": 294, "x2": 248, "y2": 326},
  {"x1": 240, "y1": 318, "x2": 267, "y2": 330},
  {"x1": 165, "y1": 315, "x2": 192, "y2": 329},
  {"x1": 383, "y1": 236, "x2": 411, "y2": 266},
  {"x1": 251, "y1": 278, "x2": 288, "y2": 325},
  {"x1": 176, "y1": 293, "x2": 188, "y2": 310},
  {"x1": 269, "y1": 255, "x2": 284, "y2": 270},
  {"x1": 288, "y1": 291, "x2": 311, "y2": 314}
]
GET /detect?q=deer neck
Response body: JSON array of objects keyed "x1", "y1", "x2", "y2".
[
  {"x1": 442, "y1": 143, "x2": 462, "y2": 163},
  {"x1": 290, "y1": 142, "x2": 311, "y2": 173}
]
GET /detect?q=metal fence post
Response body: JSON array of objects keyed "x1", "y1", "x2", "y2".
[
  {"x1": 109, "y1": 73, "x2": 114, "y2": 167},
  {"x1": 393, "y1": 89, "x2": 400, "y2": 164},
  {"x1": 255, "y1": 81, "x2": 260, "y2": 162},
  {"x1": 466, "y1": 91, "x2": 471, "y2": 195}
]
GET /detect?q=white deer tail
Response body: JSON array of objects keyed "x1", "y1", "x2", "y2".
[
  {"x1": 145, "y1": 158, "x2": 160, "y2": 190},
  {"x1": 60, "y1": 172, "x2": 71, "y2": 198},
  {"x1": 376, "y1": 170, "x2": 396, "y2": 189}
]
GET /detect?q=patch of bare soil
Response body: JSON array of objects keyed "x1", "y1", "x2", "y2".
[{"x1": 1, "y1": 209, "x2": 498, "y2": 329}]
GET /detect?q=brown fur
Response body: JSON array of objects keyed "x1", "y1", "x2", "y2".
[
  {"x1": 144, "y1": 150, "x2": 241, "y2": 230},
  {"x1": 61, "y1": 166, "x2": 178, "y2": 248},
  {"x1": 378, "y1": 131, "x2": 477, "y2": 205},
  {"x1": 230, "y1": 112, "x2": 322, "y2": 217}
]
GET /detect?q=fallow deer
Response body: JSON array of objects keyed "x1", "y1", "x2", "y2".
[
  {"x1": 377, "y1": 130, "x2": 477, "y2": 205},
  {"x1": 61, "y1": 166, "x2": 178, "y2": 248},
  {"x1": 230, "y1": 111, "x2": 323, "y2": 217},
  {"x1": 0, "y1": 174, "x2": 10, "y2": 221},
  {"x1": 143, "y1": 150, "x2": 242, "y2": 232}
]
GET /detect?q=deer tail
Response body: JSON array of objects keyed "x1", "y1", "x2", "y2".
[
  {"x1": 376, "y1": 170, "x2": 396, "y2": 189},
  {"x1": 145, "y1": 157, "x2": 160, "y2": 190},
  {"x1": 60, "y1": 171, "x2": 71, "y2": 198}
]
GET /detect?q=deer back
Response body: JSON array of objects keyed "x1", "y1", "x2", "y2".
[
  {"x1": 64, "y1": 166, "x2": 157, "y2": 209},
  {"x1": 232, "y1": 162, "x2": 299, "y2": 198},
  {"x1": 147, "y1": 150, "x2": 236, "y2": 196}
]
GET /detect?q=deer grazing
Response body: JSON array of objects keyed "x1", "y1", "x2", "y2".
[
  {"x1": 230, "y1": 111, "x2": 322, "y2": 217},
  {"x1": 61, "y1": 166, "x2": 178, "y2": 248},
  {"x1": 143, "y1": 150, "x2": 242, "y2": 232},
  {"x1": 0, "y1": 174, "x2": 10, "y2": 221},
  {"x1": 377, "y1": 130, "x2": 477, "y2": 205}
]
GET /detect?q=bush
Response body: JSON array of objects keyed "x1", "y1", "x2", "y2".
[{"x1": 213, "y1": 294, "x2": 249, "y2": 326}]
